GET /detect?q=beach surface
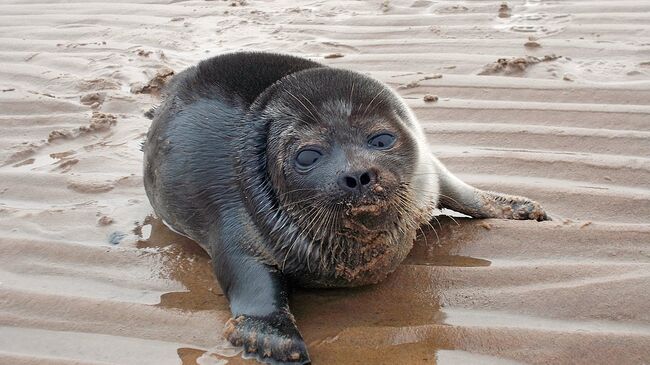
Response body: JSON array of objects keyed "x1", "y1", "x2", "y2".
[{"x1": 1, "y1": 0, "x2": 649, "y2": 364}]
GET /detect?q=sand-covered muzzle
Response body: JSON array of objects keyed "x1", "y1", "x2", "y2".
[{"x1": 344, "y1": 196, "x2": 401, "y2": 232}]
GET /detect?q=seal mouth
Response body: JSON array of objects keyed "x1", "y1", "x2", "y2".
[
  {"x1": 343, "y1": 197, "x2": 396, "y2": 232},
  {"x1": 348, "y1": 203, "x2": 384, "y2": 216}
]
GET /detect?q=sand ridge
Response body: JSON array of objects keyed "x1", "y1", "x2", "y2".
[{"x1": 1, "y1": 0, "x2": 649, "y2": 364}]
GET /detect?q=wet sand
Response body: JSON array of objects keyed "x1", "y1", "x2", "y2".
[{"x1": 1, "y1": 0, "x2": 649, "y2": 364}]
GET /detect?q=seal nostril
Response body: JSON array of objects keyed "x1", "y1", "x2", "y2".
[
  {"x1": 345, "y1": 176, "x2": 358, "y2": 189},
  {"x1": 359, "y1": 172, "x2": 371, "y2": 185}
]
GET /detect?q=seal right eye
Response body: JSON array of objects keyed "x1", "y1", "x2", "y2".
[{"x1": 295, "y1": 149, "x2": 322, "y2": 170}]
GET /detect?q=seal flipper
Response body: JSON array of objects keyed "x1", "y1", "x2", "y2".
[
  {"x1": 431, "y1": 156, "x2": 549, "y2": 221},
  {"x1": 213, "y1": 240, "x2": 310, "y2": 365}
]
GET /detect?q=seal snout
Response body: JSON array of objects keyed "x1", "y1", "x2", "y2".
[
  {"x1": 337, "y1": 167, "x2": 394, "y2": 229},
  {"x1": 337, "y1": 168, "x2": 377, "y2": 193}
]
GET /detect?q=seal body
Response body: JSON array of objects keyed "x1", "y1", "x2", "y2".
[
  {"x1": 143, "y1": 52, "x2": 548, "y2": 365},
  {"x1": 144, "y1": 52, "x2": 438, "y2": 288}
]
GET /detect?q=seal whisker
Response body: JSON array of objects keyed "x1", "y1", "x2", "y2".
[
  {"x1": 418, "y1": 226, "x2": 428, "y2": 247},
  {"x1": 285, "y1": 89, "x2": 320, "y2": 124},
  {"x1": 303, "y1": 202, "x2": 334, "y2": 272},
  {"x1": 276, "y1": 187, "x2": 318, "y2": 199},
  {"x1": 281, "y1": 203, "x2": 321, "y2": 270},
  {"x1": 328, "y1": 204, "x2": 343, "y2": 254},
  {"x1": 421, "y1": 217, "x2": 441, "y2": 245},
  {"x1": 280, "y1": 194, "x2": 322, "y2": 210},
  {"x1": 294, "y1": 203, "x2": 329, "y2": 268},
  {"x1": 314, "y1": 202, "x2": 336, "y2": 270},
  {"x1": 324, "y1": 204, "x2": 343, "y2": 269},
  {"x1": 349, "y1": 81, "x2": 355, "y2": 112},
  {"x1": 361, "y1": 88, "x2": 386, "y2": 120},
  {"x1": 300, "y1": 94, "x2": 321, "y2": 122},
  {"x1": 407, "y1": 184, "x2": 464, "y2": 210},
  {"x1": 446, "y1": 214, "x2": 461, "y2": 227},
  {"x1": 317, "y1": 202, "x2": 334, "y2": 241},
  {"x1": 365, "y1": 96, "x2": 388, "y2": 121},
  {"x1": 410, "y1": 172, "x2": 442, "y2": 177}
]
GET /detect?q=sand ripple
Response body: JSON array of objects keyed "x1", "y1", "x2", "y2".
[{"x1": 1, "y1": 0, "x2": 649, "y2": 364}]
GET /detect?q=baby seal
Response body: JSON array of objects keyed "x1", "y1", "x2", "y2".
[{"x1": 143, "y1": 52, "x2": 548, "y2": 364}]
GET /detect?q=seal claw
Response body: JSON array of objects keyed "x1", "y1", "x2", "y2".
[{"x1": 225, "y1": 312, "x2": 311, "y2": 365}]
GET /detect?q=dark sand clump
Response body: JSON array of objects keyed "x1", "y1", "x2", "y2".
[{"x1": 479, "y1": 54, "x2": 561, "y2": 75}]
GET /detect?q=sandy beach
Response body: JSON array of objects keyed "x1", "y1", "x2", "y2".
[{"x1": 1, "y1": 0, "x2": 649, "y2": 364}]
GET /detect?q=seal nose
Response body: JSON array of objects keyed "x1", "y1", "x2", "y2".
[{"x1": 337, "y1": 169, "x2": 376, "y2": 193}]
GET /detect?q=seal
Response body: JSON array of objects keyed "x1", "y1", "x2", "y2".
[{"x1": 143, "y1": 51, "x2": 548, "y2": 365}]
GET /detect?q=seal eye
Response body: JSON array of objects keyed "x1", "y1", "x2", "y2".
[
  {"x1": 295, "y1": 149, "x2": 322, "y2": 170},
  {"x1": 368, "y1": 133, "x2": 396, "y2": 150}
]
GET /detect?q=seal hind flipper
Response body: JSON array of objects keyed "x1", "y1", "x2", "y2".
[{"x1": 431, "y1": 155, "x2": 549, "y2": 221}]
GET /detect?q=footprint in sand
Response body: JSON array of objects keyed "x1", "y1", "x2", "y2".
[
  {"x1": 494, "y1": 2, "x2": 572, "y2": 36},
  {"x1": 410, "y1": 0, "x2": 433, "y2": 8}
]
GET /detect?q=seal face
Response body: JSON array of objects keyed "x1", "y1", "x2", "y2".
[
  {"x1": 244, "y1": 68, "x2": 436, "y2": 287},
  {"x1": 143, "y1": 51, "x2": 548, "y2": 365}
]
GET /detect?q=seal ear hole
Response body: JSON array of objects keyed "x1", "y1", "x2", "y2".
[{"x1": 368, "y1": 133, "x2": 396, "y2": 150}]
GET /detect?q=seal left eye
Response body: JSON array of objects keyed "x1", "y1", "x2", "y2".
[
  {"x1": 295, "y1": 149, "x2": 322, "y2": 169},
  {"x1": 368, "y1": 133, "x2": 396, "y2": 150}
]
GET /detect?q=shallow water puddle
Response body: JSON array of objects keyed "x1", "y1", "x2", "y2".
[
  {"x1": 141, "y1": 215, "x2": 503, "y2": 364},
  {"x1": 135, "y1": 216, "x2": 229, "y2": 312}
]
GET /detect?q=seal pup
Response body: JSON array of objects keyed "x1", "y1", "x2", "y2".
[{"x1": 143, "y1": 52, "x2": 548, "y2": 364}]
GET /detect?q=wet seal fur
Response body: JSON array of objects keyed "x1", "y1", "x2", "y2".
[{"x1": 143, "y1": 52, "x2": 548, "y2": 365}]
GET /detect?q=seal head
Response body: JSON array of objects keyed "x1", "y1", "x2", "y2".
[{"x1": 239, "y1": 68, "x2": 438, "y2": 287}]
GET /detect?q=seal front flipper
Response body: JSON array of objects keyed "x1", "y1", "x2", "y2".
[
  {"x1": 224, "y1": 310, "x2": 309, "y2": 365},
  {"x1": 213, "y1": 236, "x2": 310, "y2": 365},
  {"x1": 430, "y1": 155, "x2": 549, "y2": 221}
]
